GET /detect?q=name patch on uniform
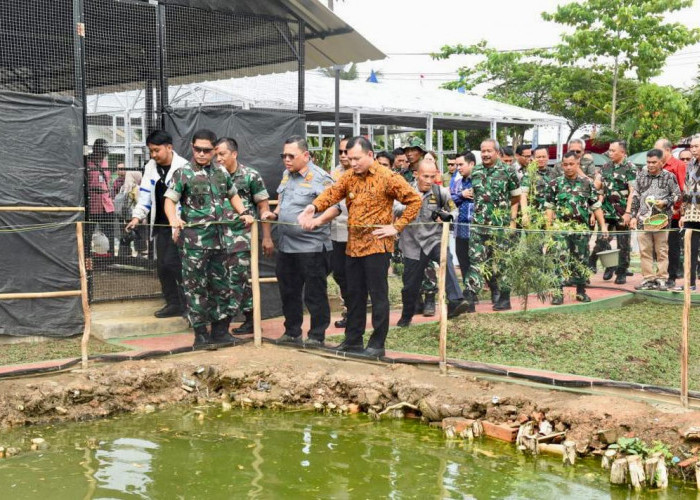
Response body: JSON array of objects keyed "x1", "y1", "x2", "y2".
[
  {"x1": 305, "y1": 173, "x2": 314, "y2": 181},
  {"x1": 300, "y1": 183, "x2": 312, "y2": 188}
]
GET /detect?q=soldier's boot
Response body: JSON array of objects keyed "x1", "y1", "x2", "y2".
[
  {"x1": 423, "y1": 293, "x2": 436, "y2": 317},
  {"x1": 493, "y1": 291, "x2": 512, "y2": 311},
  {"x1": 464, "y1": 291, "x2": 477, "y2": 313},
  {"x1": 551, "y1": 288, "x2": 564, "y2": 305},
  {"x1": 488, "y1": 280, "x2": 501, "y2": 305},
  {"x1": 414, "y1": 295, "x2": 424, "y2": 315},
  {"x1": 233, "y1": 311, "x2": 253, "y2": 335},
  {"x1": 193, "y1": 325, "x2": 211, "y2": 349},
  {"x1": 575, "y1": 284, "x2": 591, "y2": 303},
  {"x1": 211, "y1": 318, "x2": 237, "y2": 345}
]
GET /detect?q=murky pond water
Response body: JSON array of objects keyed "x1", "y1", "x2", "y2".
[{"x1": 0, "y1": 407, "x2": 695, "y2": 499}]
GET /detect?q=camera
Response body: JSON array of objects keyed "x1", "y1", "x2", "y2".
[{"x1": 431, "y1": 209, "x2": 453, "y2": 222}]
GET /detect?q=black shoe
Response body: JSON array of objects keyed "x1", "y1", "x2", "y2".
[
  {"x1": 464, "y1": 290, "x2": 477, "y2": 313},
  {"x1": 397, "y1": 315, "x2": 412, "y2": 328},
  {"x1": 304, "y1": 337, "x2": 325, "y2": 348},
  {"x1": 334, "y1": 317, "x2": 347, "y2": 328},
  {"x1": 576, "y1": 284, "x2": 591, "y2": 303},
  {"x1": 447, "y1": 299, "x2": 469, "y2": 318},
  {"x1": 614, "y1": 275, "x2": 626, "y2": 285},
  {"x1": 155, "y1": 304, "x2": 185, "y2": 318},
  {"x1": 423, "y1": 294, "x2": 436, "y2": 317},
  {"x1": 602, "y1": 268, "x2": 614, "y2": 281},
  {"x1": 233, "y1": 312, "x2": 253, "y2": 335},
  {"x1": 414, "y1": 297, "x2": 424, "y2": 315},
  {"x1": 278, "y1": 334, "x2": 302, "y2": 345},
  {"x1": 193, "y1": 325, "x2": 211, "y2": 348},
  {"x1": 335, "y1": 339, "x2": 364, "y2": 353},
  {"x1": 361, "y1": 347, "x2": 386, "y2": 358},
  {"x1": 626, "y1": 271, "x2": 633, "y2": 277},
  {"x1": 211, "y1": 318, "x2": 236, "y2": 345}
]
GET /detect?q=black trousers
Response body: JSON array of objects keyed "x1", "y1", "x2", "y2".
[
  {"x1": 345, "y1": 252, "x2": 391, "y2": 349},
  {"x1": 667, "y1": 218, "x2": 681, "y2": 280},
  {"x1": 155, "y1": 226, "x2": 184, "y2": 308},
  {"x1": 331, "y1": 240, "x2": 348, "y2": 303},
  {"x1": 454, "y1": 237, "x2": 470, "y2": 283},
  {"x1": 685, "y1": 222, "x2": 700, "y2": 286},
  {"x1": 276, "y1": 250, "x2": 331, "y2": 340}
]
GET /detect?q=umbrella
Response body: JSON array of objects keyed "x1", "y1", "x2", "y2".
[
  {"x1": 626, "y1": 150, "x2": 649, "y2": 167},
  {"x1": 590, "y1": 152, "x2": 609, "y2": 166}
]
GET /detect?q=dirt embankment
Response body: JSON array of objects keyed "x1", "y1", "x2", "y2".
[{"x1": 1, "y1": 346, "x2": 699, "y2": 457}]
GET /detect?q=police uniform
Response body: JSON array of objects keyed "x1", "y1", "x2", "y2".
[{"x1": 275, "y1": 163, "x2": 334, "y2": 342}]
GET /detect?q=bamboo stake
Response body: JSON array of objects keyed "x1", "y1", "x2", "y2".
[
  {"x1": 438, "y1": 221, "x2": 449, "y2": 374},
  {"x1": 682, "y1": 228, "x2": 692, "y2": 407},
  {"x1": 0, "y1": 206, "x2": 84, "y2": 212},
  {"x1": 0, "y1": 290, "x2": 82, "y2": 300},
  {"x1": 77, "y1": 222, "x2": 91, "y2": 369},
  {"x1": 248, "y1": 277, "x2": 277, "y2": 284},
  {"x1": 250, "y1": 220, "x2": 262, "y2": 347}
]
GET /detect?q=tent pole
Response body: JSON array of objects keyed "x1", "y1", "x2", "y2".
[
  {"x1": 297, "y1": 18, "x2": 306, "y2": 115},
  {"x1": 556, "y1": 124, "x2": 564, "y2": 162},
  {"x1": 426, "y1": 114, "x2": 433, "y2": 150},
  {"x1": 490, "y1": 120, "x2": 497, "y2": 140},
  {"x1": 353, "y1": 110, "x2": 361, "y2": 136},
  {"x1": 437, "y1": 129, "x2": 443, "y2": 172}
]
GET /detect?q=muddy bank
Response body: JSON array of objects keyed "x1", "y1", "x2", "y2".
[{"x1": 1, "y1": 345, "x2": 699, "y2": 461}]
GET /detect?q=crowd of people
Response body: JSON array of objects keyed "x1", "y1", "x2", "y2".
[{"x1": 93, "y1": 127, "x2": 700, "y2": 356}]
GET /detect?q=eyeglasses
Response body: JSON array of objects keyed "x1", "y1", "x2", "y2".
[
  {"x1": 280, "y1": 153, "x2": 297, "y2": 161},
  {"x1": 193, "y1": 146, "x2": 214, "y2": 154},
  {"x1": 570, "y1": 150, "x2": 583, "y2": 154},
  {"x1": 339, "y1": 149, "x2": 348, "y2": 155}
]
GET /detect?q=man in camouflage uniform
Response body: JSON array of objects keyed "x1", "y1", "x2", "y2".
[
  {"x1": 164, "y1": 129, "x2": 253, "y2": 348},
  {"x1": 215, "y1": 137, "x2": 272, "y2": 335},
  {"x1": 552, "y1": 139, "x2": 596, "y2": 179},
  {"x1": 521, "y1": 145, "x2": 556, "y2": 214},
  {"x1": 465, "y1": 139, "x2": 523, "y2": 311},
  {"x1": 589, "y1": 140, "x2": 637, "y2": 284},
  {"x1": 545, "y1": 151, "x2": 607, "y2": 303}
]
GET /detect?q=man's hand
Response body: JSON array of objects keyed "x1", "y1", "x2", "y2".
[
  {"x1": 297, "y1": 204, "x2": 317, "y2": 231},
  {"x1": 260, "y1": 210, "x2": 277, "y2": 221},
  {"x1": 622, "y1": 213, "x2": 631, "y2": 227},
  {"x1": 629, "y1": 217, "x2": 637, "y2": 230},
  {"x1": 521, "y1": 213, "x2": 530, "y2": 228},
  {"x1": 680, "y1": 216, "x2": 685, "y2": 228},
  {"x1": 601, "y1": 224, "x2": 609, "y2": 238},
  {"x1": 372, "y1": 225, "x2": 399, "y2": 239},
  {"x1": 461, "y1": 188, "x2": 473, "y2": 199},
  {"x1": 170, "y1": 217, "x2": 185, "y2": 230},
  {"x1": 262, "y1": 237, "x2": 274, "y2": 257},
  {"x1": 241, "y1": 214, "x2": 254, "y2": 227},
  {"x1": 589, "y1": 214, "x2": 596, "y2": 227},
  {"x1": 125, "y1": 217, "x2": 140, "y2": 231},
  {"x1": 654, "y1": 200, "x2": 667, "y2": 209}
]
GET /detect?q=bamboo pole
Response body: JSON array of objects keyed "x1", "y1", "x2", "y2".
[
  {"x1": 251, "y1": 220, "x2": 262, "y2": 347},
  {"x1": 0, "y1": 290, "x2": 82, "y2": 300},
  {"x1": 681, "y1": 228, "x2": 692, "y2": 407},
  {"x1": 77, "y1": 222, "x2": 91, "y2": 369},
  {"x1": 248, "y1": 277, "x2": 277, "y2": 284},
  {"x1": 438, "y1": 221, "x2": 449, "y2": 374},
  {"x1": 0, "y1": 206, "x2": 85, "y2": 212}
]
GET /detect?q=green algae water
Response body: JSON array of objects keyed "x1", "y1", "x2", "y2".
[{"x1": 0, "y1": 407, "x2": 696, "y2": 499}]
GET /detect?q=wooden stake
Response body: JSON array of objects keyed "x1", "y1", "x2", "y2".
[
  {"x1": 682, "y1": 228, "x2": 692, "y2": 407},
  {"x1": 695, "y1": 461, "x2": 700, "y2": 491},
  {"x1": 0, "y1": 206, "x2": 85, "y2": 212},
  {"x1": 438, "y1": 222, "x2": 449, "y2": 374},
  {"x1": 602, "y1": 449, "x2": 617, "y2": 470},
  {"x1": 644, "y1": 457, "x2": 658, "y2": 486},
  {"x1": 655, "y1": 456, "x2": 668, "y2": 489},
  {"x1": 610, "y1": 457, "x2": 628, "y2": 485},
  {"x1": 563, "y1": 440, "x2": 576, "y2": 466},
  {"x1": 76, "y1": 222, "x2": 91, "y2": 370},
  {"x1": 0, "y1": 290, "x2": 82, "y2": 300},
  {"x1": 627, "y1": 455, "x2": 645, "y2": 490},
  {"x1": 472, "y1": 420, "x2": 483, "y2": 438},
  {"x1": 250, "y1": 220, "x2": 262, "y2": 348}
]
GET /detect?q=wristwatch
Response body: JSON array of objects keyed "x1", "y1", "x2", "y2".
[{"x1": 240, "y1": 209, "x2": 252, "y2": 216}]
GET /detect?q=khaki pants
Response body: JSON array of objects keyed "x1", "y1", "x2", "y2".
[{"x1": 638, "y1": 230, "x2": 668, "y2": 281}]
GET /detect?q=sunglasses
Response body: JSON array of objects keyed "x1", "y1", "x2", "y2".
[
  {"x1": 339, "y1": 149, "x2": 348, "y2": 155},
  {"x1": 193, "y1": 146, "x2": 214, "y2": 154},
  {"x1": 570, "y1": 150, "x2": 583, "y2": 154},
  {"x1": 280, "y1": 153, "x2": 297, "y2": 160},
  {"x1": 680, "y1": 156, "x2": 692, "y2": 161}
]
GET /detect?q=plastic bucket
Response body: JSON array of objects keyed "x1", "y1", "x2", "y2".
[{"x1": 598, "y1": 249, "x2": 620, "y2": 268}]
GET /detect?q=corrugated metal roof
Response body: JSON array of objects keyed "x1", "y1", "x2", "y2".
[{"x1": 162, "y1": 0, "x2": 385, "y2": 69}]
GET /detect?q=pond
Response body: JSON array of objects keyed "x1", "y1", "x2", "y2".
[{"x1": 0, "y1": 407, "x2": 695, "y2": 499}]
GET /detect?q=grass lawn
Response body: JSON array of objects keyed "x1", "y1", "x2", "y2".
[
  {"x1": 383, "y1": 299, "x2": 700, "y2": 390},
  {"x1": 1, "y1": 338, "x2": 126, "y2": 367}
]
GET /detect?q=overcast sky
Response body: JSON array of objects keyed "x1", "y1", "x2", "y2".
[{"x1": 331, "y1": 0, "x2": 700, "y2": 91}]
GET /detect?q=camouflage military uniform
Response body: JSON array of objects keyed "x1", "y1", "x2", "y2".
[
  {"x1": 466, "y1": 160, "x2": 521, "y2": 294},
  {"x1": 545, "y1": 175, "x2": 601, "y2": 285},
  {"x1": 589, "y1": 160, "x2": 637, "y2": 275},
  {"x1": 223, "y1": 164, "x2": 269, "y2": 317},
  {"x1": 521, "y1": 166, "x2": 556, "y2": 210},
  {"x1": 552, "y1": 159, "x2": 596, "y2": 180},
  {"x1": 164, "y1": 162, "x2": 238, "y2": 328}
]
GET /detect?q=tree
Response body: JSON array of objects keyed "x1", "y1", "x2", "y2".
[
  {"x1": 321, "y1": 62, "x2": 359, "y2": 80},
  {"x1": 542, "y1": 0, "x2": 700, "y2": 129},
  {"x1": 433, "y1": 42, "x2": 611, "y2": 141},
  {"x1": 683, "y1": 69, "x2": 700, "y2": 136}
]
